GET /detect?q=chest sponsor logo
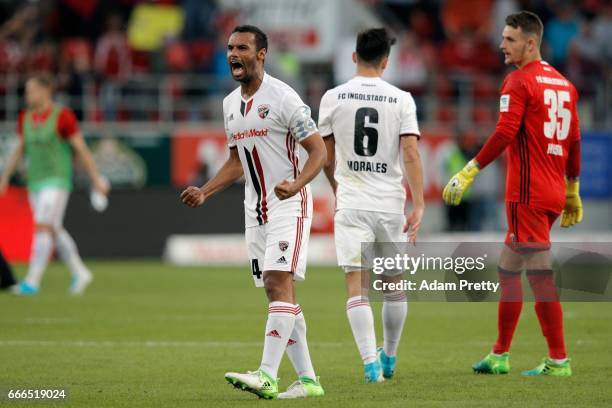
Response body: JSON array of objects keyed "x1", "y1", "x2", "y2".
[
  {"x1": 232, "y1": 128, "x2": 269, "y2": 141},
  {"x1": 258, "y1": 104, "x2": 271, "y2": 119}
]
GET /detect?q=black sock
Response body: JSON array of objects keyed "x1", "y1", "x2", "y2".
[{"x1": 0, "y1": 251, "x2": 17, "y2": 288}]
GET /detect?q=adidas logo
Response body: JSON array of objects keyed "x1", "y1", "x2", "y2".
[
  {"x1": 287, "y1": 339, "x2": 297, "y2": 346},
  {"x1": 276, "y1": 256, "x2": 287, "y2": 264},
  {"x1": 266, "y1": 329, "x2": 281, "y2": 338}
]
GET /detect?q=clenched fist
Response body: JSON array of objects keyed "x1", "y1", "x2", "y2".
[
  {"x1": 274, "y1": 180, "x2": 298, "y2": 200},
  {"x1": 180, "y1": 186, "x2": 206, "y2": 208}
]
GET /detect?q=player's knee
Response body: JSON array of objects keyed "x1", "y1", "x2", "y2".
[
  {"x1": 345, "y1": 271, "x2": 363, "y2": 298},
  {"x1": 263, "y1": 271, "x2": 292, "y2": 301},
  {"x1": 35, "y1": 224, "x2": 53, "y2": 233}
]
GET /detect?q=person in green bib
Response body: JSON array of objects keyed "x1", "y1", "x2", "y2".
[{"x1": 0, "y1": 73, "x2": 109, "y2": 295}]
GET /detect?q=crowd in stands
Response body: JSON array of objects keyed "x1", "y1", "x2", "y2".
[
  {"x1": 370, "y1": 0, "x2": 610, "y2": 127},
  {"x1": 0, "y1": 0, "x2": 609, "y2": 125}
]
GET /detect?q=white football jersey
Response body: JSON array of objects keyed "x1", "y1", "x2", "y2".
[
  {"x1": 223, "y1": 73, "x2": 316, "y2": 227},
  {"x1": 318, "y1": 76, "x2": 420, "y2": 214}
]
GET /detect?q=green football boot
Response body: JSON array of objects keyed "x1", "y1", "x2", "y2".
[
  {"x1": 522, "y1": 358, "x2": 572, "y2": 377},
  {"x1": 277, "y1": 376, "x2": 325, "y2": 399},
  {"x1": 472, "y1": 352, "x2": 510, "y2": 374},
  {"x1": 225, "y1": 369, "x2": 278, "y2": 399}
]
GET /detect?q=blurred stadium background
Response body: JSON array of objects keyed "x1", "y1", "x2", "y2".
[
  {"x1": 1, "y1": 2, "x2": 611, "y2": 406},
  {"x1": 0, "y1": 0, "x2": 610, "y2": 263}
]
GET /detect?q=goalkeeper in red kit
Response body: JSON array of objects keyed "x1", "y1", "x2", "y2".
[{"x1": 443, "y1": 11, "x2": 581, "y2": 377}]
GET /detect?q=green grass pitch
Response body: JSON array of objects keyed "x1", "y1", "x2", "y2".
[{"x1": 1, "y1": 261, "x2": 611, "y2": 407}]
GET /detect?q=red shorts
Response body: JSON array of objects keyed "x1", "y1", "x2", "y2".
[{"x1": 505, "y1": 202, "x2": 559, "y2": 252}]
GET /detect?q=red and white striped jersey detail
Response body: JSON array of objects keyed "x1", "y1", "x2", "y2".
[
  {"x1": 291, "y1": 217, "x2": 304, "y2": 273},
  {"x1": 285, "y1": 132, "x2": 308, "y2": 218},
  {"x1": 251, "y1": 147, "x2": 268, "y2": 223}
]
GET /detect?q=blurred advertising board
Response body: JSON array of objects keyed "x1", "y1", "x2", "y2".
[
  {"x1": 170, "y1": 126, "x2": 455, "y2": 199},
  {"x1": 77, "y1": 131, "x2": 171, "y2": 189},
  {"x1": 170, "y1": 127, "x2": 457, "y2": 234},
  {"x1": 580, "y1": 132, "x2": 612, "y2": 198}
]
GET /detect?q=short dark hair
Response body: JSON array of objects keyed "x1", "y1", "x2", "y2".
[
  {"x1": 232, "y1": 25, "x2": 268, "y2": 51},
  {"x1": 505, "y1": 11, "x2": 544, "y2": 45},
  {"x1": 355, "y1": 28, "x2": 396, "y2": 65},
  {"x1": 28, "y1": 72, "x2": 55, "y2": 91}
]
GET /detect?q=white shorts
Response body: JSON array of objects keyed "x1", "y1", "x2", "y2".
[
  {"x1": 28, "y1": 188, "x2": 69, "y2": 229},
  {"x1": 245, "y1": 216, "x2": 311, "y2": 287},
  {"x1": 334, "y1": 209, "x2": 406, "y2": 272}
]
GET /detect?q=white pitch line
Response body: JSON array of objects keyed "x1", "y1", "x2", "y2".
[{"x1": 0, "y1": 340, "x2": 348, "y2": 348}]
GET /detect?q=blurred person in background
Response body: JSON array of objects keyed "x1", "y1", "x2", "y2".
[
  {"x1": 444, "y1": 129, "x2": 477, "y2": 231},
  {"x1": 0, "y1": 3, "x2": 43, "y2": 73},
  {"x1": 445, "y1": 128, "x2": 502, "y2": 231},
  {"x1": 182, "y1": 0, "x2": 217, "y2": 41},
  {"x1": 393, "y1": 29, "x2": 435, "y2": 125},
  {"x1": 0, "y1": 73, "x2": 109, "y2": 296},
  {"x1": 94, "y1": 12, "x2": 131, "y2": 121},
  {"x1": 59, "y1": 46, "x2": 92, "y2": 121},
  {"x1": 543, "y1": 0, "x2": 578, "y2": 71}
]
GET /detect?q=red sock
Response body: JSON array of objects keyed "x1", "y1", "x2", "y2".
[
  {"x1": 527, "y1": 270, "x2": 567, "y2": 359},
  {"x1": 493, "y1": 268, "x2": 523, "y2": 354}
]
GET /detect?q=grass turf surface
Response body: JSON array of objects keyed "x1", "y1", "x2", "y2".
[{"x1": 0, "y1": 261, "x2": 611, "y2": 407}]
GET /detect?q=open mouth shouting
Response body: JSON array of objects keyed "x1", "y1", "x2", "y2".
[{"x1": 230, "y1": 60, "x2": 246, "y2": 78}]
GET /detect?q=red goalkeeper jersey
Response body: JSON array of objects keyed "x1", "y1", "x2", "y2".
[{"x1": 495, "y1": 60, "x2": 580, "y2": 214}]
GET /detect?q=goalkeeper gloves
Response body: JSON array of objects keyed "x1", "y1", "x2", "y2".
[
  {"x1": 560, "y1": 179, "x2": 583, "y2": 228},
  {"x1": 442, "y1": 159, "x2": 480, "y2": 206}
]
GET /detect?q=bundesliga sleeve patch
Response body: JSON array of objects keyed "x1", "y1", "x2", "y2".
[{"x1": 500, "y1": 94, "x2": 510, "y2": 112}]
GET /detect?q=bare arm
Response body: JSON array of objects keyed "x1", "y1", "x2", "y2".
[
  {"x1": 69, "y1": 133, "x2": 109, "y2": 194},
  {"x1": 0, "y1": 138, "x2": 24, "y2": 194},
  {"x1": 322, "y1": 135, "x2": 337, "y2": 194},
  {"x1": 180, "y1": 147, "x2": 244, "y2": 208},
  {"x1": 401, "y1": 135, "x2": 425, "y2": 243},
  {"x1": 275, "y1": 133, "x2": 327, "y2": 200}
]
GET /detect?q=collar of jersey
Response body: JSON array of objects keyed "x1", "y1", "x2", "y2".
[
  {"x1": 353, "y1": 75, "x2": 381, "y2": 81},
  {"x1": 241, "y1": 72, "x2": 269, "y2": 102},
  {"x1": 521, "y1": 59, "x2": 545, "y2": 71}
]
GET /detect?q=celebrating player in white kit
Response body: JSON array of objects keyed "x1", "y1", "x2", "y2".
[
  {"x1": 319, "y1": 28, "x2": 425, "y2": 383},
  {"x1": 180, "y1": 26, "x2": 326, "y2": 399}
]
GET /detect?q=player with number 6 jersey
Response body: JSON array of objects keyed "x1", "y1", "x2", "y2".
[
  {"x1": 443, "y1": 11, "x2": 581, "y2": 377},
  {"x1": 319, "y1": 28, "x2": 425, "y2": 384}
]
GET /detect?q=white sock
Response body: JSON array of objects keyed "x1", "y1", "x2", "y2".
[
  {"x1": 24, "y1": 231, "x2": 54, "y2": 288},
  {"x1": 550, "y1": 357, "x2": 568, "y2": 364},
  {"x1": 259, "y1": 301, "x2": 297, "y2": 379},
  {"x1": 285, "y1": 305, "x2": 316, "y2": 380},
  {"x1": 382, "y1": 291, "x2": 408, "y2": 357},
  {"x1": 56, "y1": 229, "x2": 90, "y2": 278},
  {"x1": 346, "y1": 296, "x2": 377, "y2": 364}
]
